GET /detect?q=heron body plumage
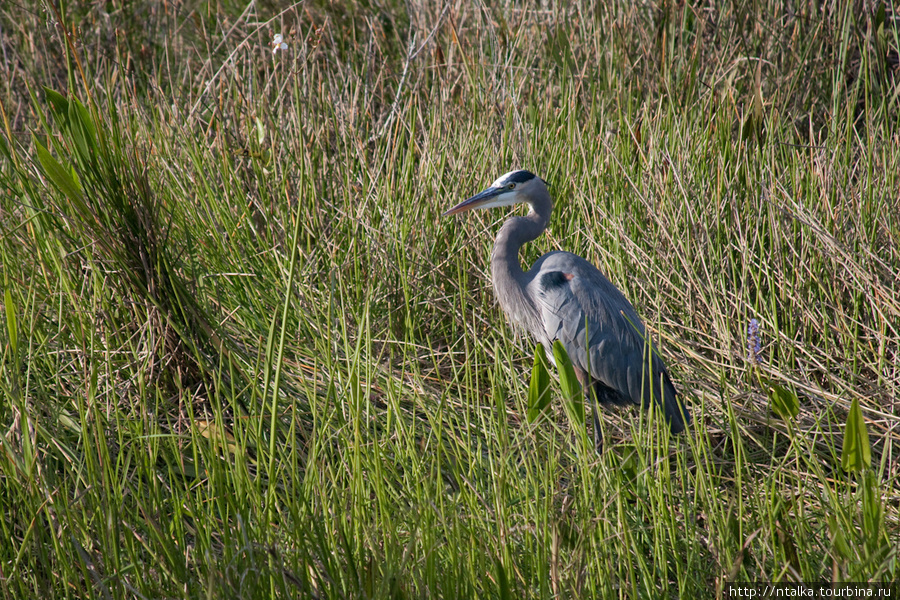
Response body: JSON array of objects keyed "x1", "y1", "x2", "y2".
[{"x1": 444, "y1": 169, "x2": 690, "y2": 441}]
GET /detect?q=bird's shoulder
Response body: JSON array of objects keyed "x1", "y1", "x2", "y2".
[
  {"x1": 530, "y1": 252, "x2": 637, "y2": 315},
  {"x1": 527, "y1": 250, "x2": 646, "y2": 350}
]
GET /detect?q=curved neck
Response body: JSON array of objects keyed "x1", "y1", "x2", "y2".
[
  {"x1": 490, "y1": 199, "x2": 552, "y2": 332},
  {"x1": 490, "y1": 208, "x2": 550, "y2": 277}
]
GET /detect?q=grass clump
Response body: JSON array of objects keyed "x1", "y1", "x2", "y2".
[{"x1": 1, "y1": 0, "x2": 898, "y2": 597}]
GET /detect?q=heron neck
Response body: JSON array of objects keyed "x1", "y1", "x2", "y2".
[
  {"x1": 491, "y1": 209, "x2": 550, "y2": 272},
  {"x1": 490, "y1": 203, "x2": 552, "y2": 331}
]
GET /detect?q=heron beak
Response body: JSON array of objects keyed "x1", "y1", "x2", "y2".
[{"x1": 442, "y1": 187, "x2": 505, "y2": 216}]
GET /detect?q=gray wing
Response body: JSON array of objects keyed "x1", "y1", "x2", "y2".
[{"x1": 528, "y1": 251, "x2": 689, "y2": 433}]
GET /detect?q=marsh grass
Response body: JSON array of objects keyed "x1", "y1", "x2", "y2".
[{"x1": 1, "y1": 1, "x2": 899, "y2": 597}]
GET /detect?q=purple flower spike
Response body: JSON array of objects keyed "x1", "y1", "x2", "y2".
[{"x1": 748, "y1": 319, "x2": 762, "y2": 364}]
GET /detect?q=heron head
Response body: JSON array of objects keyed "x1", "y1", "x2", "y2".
[{"x1": 443, "y1": 170, "x2": 549, "y2": 216}]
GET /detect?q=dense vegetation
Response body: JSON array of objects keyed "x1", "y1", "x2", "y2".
[{"x1": 1, "y1": 1, "x2": 898, "y2": 597}]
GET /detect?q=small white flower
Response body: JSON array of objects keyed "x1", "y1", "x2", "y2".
[{"x1": 272, "y1": 33, "x2": 287, "y2": 54}]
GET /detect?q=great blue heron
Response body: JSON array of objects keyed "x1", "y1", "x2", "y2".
[{"x1": 444, "y1": 169, "x2": 690, "y2": 448}]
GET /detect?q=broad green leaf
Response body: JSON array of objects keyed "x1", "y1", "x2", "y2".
[
  {"x1": 827, "y1": 516, "x2": 851, "y2": 561},
  {"x1": 767, "y1": 380, "x2": 799, "y2": 420},
  {"x1": 495, "y1": 556, "x2": 511, "y2": 600},
  {"x1": 526, "y1": 344, "x2": 551, "y2": 423},
  {"x1": 34, "y1": 138, "x2": 84, "y2": 203},
  {"x1": 43, "y1": 87, "x2": 70, "y2": 124},
  {"x1": 841, "y1": 397, "x2": 871, "y2": 472},
  {"x1": 69, "y1": 97, "x2": 98, "y2": 162},
  {"x1": 861, "y1": 470, "x2": 882, "y2": 547},
  {"x1": 552, "y1": 340, "x2": 584, "y2": 426},
  {"x1": 875, "y1": 2, "x2": 886, "y2": 30},
  {"x1": 73, "y1": 98, "x2": 97, "y2": 147},
  {"x1": 255, "y1": 117, "x2": 266, "y2": 145}
]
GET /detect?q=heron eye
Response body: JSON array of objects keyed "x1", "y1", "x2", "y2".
[{"x1": 507, "y1": 183, "x2": 515, "y2": 189}]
